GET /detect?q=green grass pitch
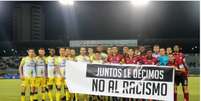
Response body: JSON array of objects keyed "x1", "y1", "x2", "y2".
[{"x1": 0, "y1": 77, "x2": 199, "y2": 101}]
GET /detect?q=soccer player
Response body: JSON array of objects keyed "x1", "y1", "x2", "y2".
[
  {"x1": 107, "y1": 47, "x2": 113, "y2": 56},
  {"x1": 138, "y1": 50, "x2": 157, "y2": 101},
  {"x1": 167, "y1": 54, "x2": 178, "y2": 101},
  {"x1": 158, "y1": 48, "x2": 169, "y2": 66},
  {"x1": 168, "y1": 54, "x2": 176, "y2": 66},
  {"x1": 65, "y1": 48, "x2": 76, "y2": 101},
  {"x1": 123, "y1": 46, "x2": 129, "y2": 57},
  {"x1": 139, "y1": 45, "x2": 146, "y2": 56},
  {"x1": 173, "y1": 45, "x2": 189, "y2": 101},
  {"x1": 19, "y1": 48, "x2": 36, "y2": 101},
  {"x1": 142, "y1": 50, "x2": 157, "y2": 65},
  {"x1": 46, "y1": 48, "x2": 57, "y2": 101},
  {"x1": 88, "y1": 48, "x2": 95, "y2": 62},
  {"x1": 152, "y1": 45, "x2": 160, "y2": 59},
  {"x1": 75, "y1": 47, "x2": 90, "y2": 63},
  {"x1": 123, "y1": 49, "x2": 141, "y2": 64},
  {"x1": 91, "y1": 51, "x2": 105, "y2": 101},
  {"x1": 75, "y1": 47, "x2": 90, "y2": 101},
  {"x1": 70, "y1": 49, "x2": 76, "y2": 57},
  {"x1": 91, "y1": 51, "x2": 104, "y2": 64},
  {"x1": 96, "y1": 44, "x2": 108, "y2": 61},
  {"x1": 65, "y1": 48, "x2": 71, "y2": 57},
  {"x1": 107, "y1": 46, "x2": 123, "y2": 101},
  {"x1": 122, "y1": 48, "x2": 141, "y2": 101},
  {"x1": 35, "y1": 48, "x2": 47, "y2": 101},
  {"x1": 105, "y1": 47, "x2": 113, "y2": 62},
  {"x1": 107, "y1": 46, "x2": 123, "y2": 64},
  {"x1": 166, "y1": 47, "x2": 173, "y2": 55},
  {"x1": 66, "y1": 49, "x2": 76, "y2": 61},
  {"x1": 55, "y1": 48, "x2": 71, "y2": 101}
]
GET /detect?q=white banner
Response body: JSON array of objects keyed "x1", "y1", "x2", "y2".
[
  {"x1": 69, "y1": 40, "x2": 138, "y2": 47},
  {"x1": 65, "y1": 61, "x2": 175, "y2": 101}
]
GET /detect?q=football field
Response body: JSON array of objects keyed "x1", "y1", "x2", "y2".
[{"x1": 0, "y1": 77, "x2": 199, "y2": 101}]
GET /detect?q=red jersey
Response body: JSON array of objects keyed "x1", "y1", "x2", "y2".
[
  {"x1": 107, "y1": 54, "x2": 123, "y2": 64},
  {"x1": 173, "y1": 52, "x2": 185, "y2": 65},
  {"x1": 142, "y1": 56, "x2": 157, "y2": 65},
  {"x1": 124, "y1": 55, "x2": 141, "y2": 64},
  {"x1": 173, "y1": 52, "x2": 188, "y2": 76},
  {"x1": 168, "y1": 61, "x2": 177, "y2": 68}
]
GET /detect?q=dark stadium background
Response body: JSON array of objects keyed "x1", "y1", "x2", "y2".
[
  {"x1": 0, "y1": 1, "x2": 199, "y2": 78},
  {"x1": 0, "y1": 1, "x2": 199, "y2": 54}
]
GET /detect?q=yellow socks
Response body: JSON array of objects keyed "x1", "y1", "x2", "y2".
[
  {"x1": 75, "y1": 93, "x2": 79, "y2": 101},
  {"x1": 56, "y1": 91, "x2": 61, "y2": 101},
  {"x1": 21, "y1": 96, "x2": 25, "y2": 101},
  {"x1": 21, "y1": 92, "x2": 25, "y2": 101},
  {"x1": 42, "y1": 92, "x2": 46, "y2": 101},
  {"x1": 33, "y1": 92, "x2": 38, "y2": 101},
  {"x1": 65, "y1": 91, "x2": 71, "y2": 101},
  {"x1": 48, "y1": 91, "x2": 53, "y2": 101},
  {"x1": 30, "y1": 92, "x2": 34, "y2": 101}
]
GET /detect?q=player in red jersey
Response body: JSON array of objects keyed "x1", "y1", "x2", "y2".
[
  {"x1": 123, "y1": 46, "x2": 129, "y2": 57},
  {"x1": 167, "y1": 54, "x2": 178, "y2": 101},
  {"x1": 107, "y1": 46, "x2": 123, "y2": 64},
  {"x1": 140, "y1": 50, "x2": 157, "y2": 101},
  {"x1": 166, "y1": 47, "x2": 173, "y2": 55},
  {"x1": 134, "y1": 48, "x2": 143, "y2": 64},
  {"x1": 139, "y1": 45, "x2": 146, "y2": 56},
  {"x1": 107, "y1": 47, "x2": 113, "y2": 56},
  {"x1": 122, "y1": 49, "x2": 142, "y2": 101},
  {"x1": 107, "y1": 46, "x2": 123, "y2": 101},
  {"x1": 173, "y1": 45, "x2": 189, "y2": 101},
  {"x1": 123, "y1": 49, "x2": 141, "y2": 64},
  {"x1": 142, "y1": 50, "x2": 157, "y2": 65},
  {"x1": 106, "y1": 47, "x2": 113, "y2": 62}
]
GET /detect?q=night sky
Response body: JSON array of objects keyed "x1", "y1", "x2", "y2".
[
  {"x1": 0, "y1": 1, "x2": 199, "y2": 41},
  {"x1": 44, "y1": 1, "x2": 200, "y2": 40}
]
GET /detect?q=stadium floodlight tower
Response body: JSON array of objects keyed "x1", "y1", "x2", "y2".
[
  {"x1": 131, "y1": 0, "x2": 150, "y2": 7},
  {"x1": 58, "y1": 0, "x2": 74, "y2": 6}
]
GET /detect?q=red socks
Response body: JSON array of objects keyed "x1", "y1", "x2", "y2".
[{"x1": 184, "y1": 93, "x2": 189, "y2": 101}]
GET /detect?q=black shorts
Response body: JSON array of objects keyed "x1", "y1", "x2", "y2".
[{"x1": 175, "y1": 75, "x2": 188, "y2": 86}]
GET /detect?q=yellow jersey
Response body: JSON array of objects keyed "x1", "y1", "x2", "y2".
[
  {"x1": 20, "y1": 56, "x2": 36, "y2": 78},
  {"x1": 75, "y1": 55, "x2": 90, "y2": 63},
  {"x1": 46, "y1": 56, "x2": 57, "y2": 78},
  {"x1": 35, "y1": 56, "x2": 46, "y2": 77},
  {"x1": 55, "y1": 56, "x2": 66, "y2": 77}
]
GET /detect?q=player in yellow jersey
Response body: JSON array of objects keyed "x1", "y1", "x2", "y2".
[
  {"x1": 35, "y1": 48, "x2": 47, "y2": 101},
  {"x1": 62, "y1": 47, "x2": 73, "y2": 101},
  {"x1": 65, "y1": 48, "x2": 76, "y2": 101},
  {"x1": 66, "y1": 49, "x2": 76, "y2": 61},
  {"x1": 75, "y1": 47, "x2": 90, "y2": 63},
  {"x1": 90, "y1": 51, "x2": 106, "y2": 101},
  {"x1": 91, "y1": 51, "x2": 104, "y2": 64},
  {"x1": 88, "y1": 48, "x2": 95, "y2": 62},
  {"x1": 65, "y1": 48, "x2": 71, "y2": 57},
  {"x1": 46, "y1": 48, "x2": 57, "y2": 101},
  {"x1": 19, "y1": 48, "x2": 36, "y2": 101},
  {"x1": 75, "y1": 47, "x2": 90, "y2": 101},
  {"x1": 70, "y1": 49, "x2": 76, "y2": 58},
  {"x1": 55, "y1": 48, "x2": 71, "y2": 101}
]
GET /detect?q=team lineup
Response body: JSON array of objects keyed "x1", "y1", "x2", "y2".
[{"x1": 19, "y1": 44, "x2": 189, "y2": 101}]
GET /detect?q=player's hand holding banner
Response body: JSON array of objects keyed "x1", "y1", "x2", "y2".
[{"x1": 65, "y1": 61, "x2": 175, "y2": 101}]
